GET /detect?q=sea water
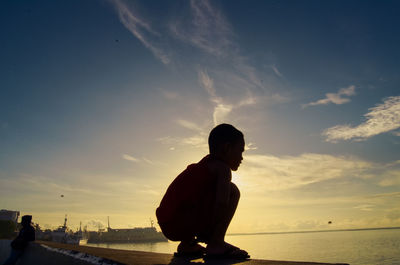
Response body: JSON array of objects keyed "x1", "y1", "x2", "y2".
[{"x1": 86, "y1": 228, "x2": 400, "y2": 265}]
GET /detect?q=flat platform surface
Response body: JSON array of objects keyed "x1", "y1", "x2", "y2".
[{"x1": 37, "y1": 241, "x2": 349, "y2": 265}]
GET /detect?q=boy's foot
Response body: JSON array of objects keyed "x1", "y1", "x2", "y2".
[
  {"x1": 205, "y1": 242, "x2": 249, "y2": 260},
  {"x1": 174, "y1": 240, "x2": 205, "y2": 258}
]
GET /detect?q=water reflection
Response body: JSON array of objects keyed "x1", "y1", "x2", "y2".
[
  {"x1": 86, "y1": 240, "x2": 179, "y2": 254},
  {"x1": 168, "y1": 257, "x2": 250, "y2": 265},
  {"x1": 86, "y1": 229, "x2": 400, "y2": 265}
]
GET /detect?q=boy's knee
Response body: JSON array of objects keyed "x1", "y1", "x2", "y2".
[
  {"x1": 159, "y1": 221, "x2": 194, "y2": 242},
  {"x1": 230, "y1": 182, "x2": 240, "y2": 199}
]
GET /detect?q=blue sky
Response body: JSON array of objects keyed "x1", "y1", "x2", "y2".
[{"x1": 1, "y1": 0, "x2": 400, "y2": 232}]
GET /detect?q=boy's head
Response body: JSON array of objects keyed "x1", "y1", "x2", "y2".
[
  {"x1": 21, "y1": 215, "x2": 32, "y2": 227},
  {"x1": 208, "y1": 124, "x2": 245, "y2": 171}
]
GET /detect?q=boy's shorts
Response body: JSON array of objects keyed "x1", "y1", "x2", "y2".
[
  {"x1": 157, "y1": 191, "x2": 216, "y2": 243},
  {"x1": 158, "y1": 209, "x2": 213, "y2": 243}
]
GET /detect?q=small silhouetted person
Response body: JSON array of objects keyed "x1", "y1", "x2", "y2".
[
  {"x1": 156, "y1": 124, "x2": 249, "y2": 259},
  {"x1": 3, "y1": 215, "x2": 35, "y2": 265}
]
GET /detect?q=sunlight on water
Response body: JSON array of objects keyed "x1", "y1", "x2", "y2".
[
  {"x1": 225, "y1": 229, "x2": 400, "y2": 265},
  {"x1": 86, "y1": 240, "x2": 180, "y2": 255},
  {"x1": 86, "y1": 228, "x2": 400, "y2": 265}
]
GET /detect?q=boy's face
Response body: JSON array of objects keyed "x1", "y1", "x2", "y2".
[{"x1": 224, "y1": 139, "x2": 245, "y2": 171}]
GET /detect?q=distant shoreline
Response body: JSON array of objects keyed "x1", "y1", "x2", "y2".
[{"x1": 228, "y1": 226, "x2": 400, "y2": 236}]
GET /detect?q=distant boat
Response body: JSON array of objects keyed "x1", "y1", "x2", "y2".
[
  {"x1": 36, "y1": 214, "x2": 82, "y2": 245},
  {"x1": 51, "y1": 215, "x2": 82, "y2": 244},
  {"x1": 87, "y1": 217, "x2": 167, "y2": 243}
]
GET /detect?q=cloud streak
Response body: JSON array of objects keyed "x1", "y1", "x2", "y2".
[
  {"x1": 199, "y1": 70, "x2": 234, "y2": 125},
  {"x1": 170, "y1": 0, "x2": 233, "y2": 57},
  {"x1": 175, "y1": 119, "x2": 203, "y2": 132},
  {"x1": 122, "y1": 154, "x2": 165, "y2": 166},
  {"x1": 379, "y1": 170, "x2": 400, "y2": 187},
  {"x1": 303, "y1": 85, "x2": 356, "y2": 108},
  {"x1": 111, "y1": 0, "x2": 170, "y2": 64},
  {"x1": 112, "y1": 0, "x2": 287, "y2": 153},
  {"x1": 240, "y1": 153, "x2": 374, "y2": 191},
  {"x1": 271, "y1": 65, "x2": 283, "y2": 77},
  {"x1": 323, "y1": 96, "x2": 400, "y2": 142},
  {"x1": 157, "y1": 135, "x2": 207, "y2": 149},
  {"x1": 122, "y1": 154, "x2": 140, "y2": 162},
  {"x1": 113, "y1": 0, "x2": 282, "y2": 133},
  {"x1": 237, "y1": 152, "x2": 400, "y2": 193},
  {"x1": 198, "y1": 69, "x2": 259, "y2": 126},
  {"x1": 171, "y1": 0, "x2": 267, "y2": 125}
]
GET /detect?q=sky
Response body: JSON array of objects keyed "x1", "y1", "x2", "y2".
[{"x1": 1, "y1": 0, "x2": 400, "y2": 233}]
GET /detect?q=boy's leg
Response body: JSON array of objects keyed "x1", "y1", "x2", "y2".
[
  {"x1": 208, "y1": 182, "x2": 240, "y2": 245},
  {"x1": 158, "y1": 210, "x2": 205, "y2": 255},
  {"x1": 204, "y1": 183, "x2": 248, "y2": 258},
  {"x1": 158, "y1": 217, "x2": 194, "y2": 242}
]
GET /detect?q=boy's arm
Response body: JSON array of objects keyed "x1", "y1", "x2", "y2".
[
  {"x1": 213, "y1": 163, "x2": 232, "y2": 211},
  {"x1": 27, "y1": 226, "x2": 35, "y2": 241}
]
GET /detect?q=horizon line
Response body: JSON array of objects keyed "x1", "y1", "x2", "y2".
[{"x1": 227, "y1": 226, "x2": 400, "y2": 236}]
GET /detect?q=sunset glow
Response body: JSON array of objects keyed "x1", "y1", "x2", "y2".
[{"x1": 1, "y1": 0, "x2": 399, "y2": 234}]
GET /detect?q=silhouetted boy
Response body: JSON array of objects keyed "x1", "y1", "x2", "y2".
[
  {"x1": 3, "y1": 215, "x2": 35, "y2": 265},
  {"x1": 156, "y1": 124, "x2": 249, "y2": 259}
]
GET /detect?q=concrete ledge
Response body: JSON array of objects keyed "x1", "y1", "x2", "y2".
[
  {"x1": 1, "y1": 240, "x2": 97, "y2": 265},
  {"x1": 36, "y1": 241, "x2": 349, "y2": 265},
  {"x1": 1, "y1": 240, "x2": 349, "y2": 265}
]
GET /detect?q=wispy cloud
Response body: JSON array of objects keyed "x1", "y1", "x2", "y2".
[
  {"x1": 122, "y1": 154, "x2": 140, "y2": 162},
  {"x1": 323, "y1": 96, "x2": 400, "y2": 142},
  {"x1": 175, "y1": 119, "x2": 203, "y2": 132},
  {"x1": 303, "y1": 85, "x2": 356, "y2": 108},
  {"x1": 157, "y1": 119, "x2": 209, "y2": 149},
  {"x1": 246, "y1": 142, "x2": 258, "y2": 151},
  {"x1": 170, "y1": 0, "x2": 271, "y2": 120},
  {"x1": 169, "y1": 0, "x2": 233, "y2": 57},
  {"x1": 142, "y1": 157, "x2": 166, "y2": 166},
  {"x1": 199, "y1": 69, "x2": 216, "y2": 97},
  {"x1": 160, "y1": 89, "x2": 180, "y2": 100},
  {"x1": 198, "y1": 69, "x2": 259, "y2": 126},
  {"x1": 112, "y1": 0, "x2": 285, "y2": 151},
  {"x1": 271, "y1": 65, "x2": 283, "y2": 77},
  {"x1": 366, "y1": 191, "x2": 400, "y2": 199},
  {"x1": 199, "y1": 70, "x2": 233, "y2": 125},
  {"x1": 237, "y1": 152, "x2": 400, "y2": 193},
  {"x1": 122, "y1": 154, "x2": 166, "y2": 166},
  {"x1": 157, "y1": 135, "x2": 207, "y2": 149},
  {"x1": 379, "y1": 170, "x2": 400, "y2": 187},
  {"x1": 353, "y1": 204, "x2": 374, "y2": 211},
  {"x1": 393, "y1": 131, "x2": 400, "y2": 137},
  {"x1": 177, "y1": 0, "x2": 265, "y2": 90},
  {"x1": 113, "y1": 0, "x2": 284, "y2": 129},
  {"x1": 111, "y1": 0, "x2": 170, "y2": 64},
  {"x1": 240, "y1": 153, "x2": 374, "y2": 191}
]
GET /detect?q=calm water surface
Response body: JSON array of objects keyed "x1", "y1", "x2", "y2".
[{"x1": 86, "y1": 228, "x2": 400, "y2": 265}]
